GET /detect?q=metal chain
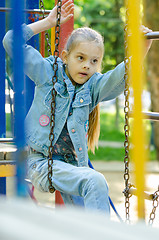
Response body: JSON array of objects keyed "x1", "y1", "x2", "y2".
[
  {"x1": 149, "y1": 187, "x2": 159, "y2": 225},
  {"x1": 123, "y1": 2, "x2": 132, "y2": 223},
  {"x1": 39, "y1": 0, "x2": 52, "y2": 56},
  {"x1": 39, "y1": 0, "x2": 62, "y2": 193},
  {"x1": 47, "y1": 0, "x2": 62, "y2": 193}
]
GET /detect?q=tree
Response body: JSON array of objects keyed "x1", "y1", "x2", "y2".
[
  {"x1": 74, "y1": 0, "x2": 125, "y2": 72},
  {"x1": 145, "y1": 0, "x2": 159, "y2": 160}
]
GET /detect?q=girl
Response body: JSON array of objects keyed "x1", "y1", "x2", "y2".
[{"x1": 3, "y1": 0, "x2": 152, "y2": 215}]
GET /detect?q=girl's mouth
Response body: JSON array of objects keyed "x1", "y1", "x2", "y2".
[{"x1": 79, "y1": 72, "x2": 88, "y2": 77}]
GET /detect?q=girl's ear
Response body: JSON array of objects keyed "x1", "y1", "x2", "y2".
[{"x1": 61, "y1": 50, "x2": 68, "y2": 64}]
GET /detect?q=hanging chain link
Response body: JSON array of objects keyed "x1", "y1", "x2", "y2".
[
  {"x1": 123, "y1": 3, "x2": 132, "y2": 223},
  {"x1": 39, "y1": 0, "x2": 52, "y2": 56},
  {"x1": 47, "y1": 0, "x2": 62, "y2": 193},
  {"x1": 149, "y1": 187, "x2": 159, "y2": 225}
]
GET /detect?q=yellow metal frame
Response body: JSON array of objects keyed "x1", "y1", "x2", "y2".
[
  {"x1": 126, "y1": 0, "x2": 146, "y2": 219},
  {"x1": 51, "y1": 27, "x2": 55, "y2": 55}
]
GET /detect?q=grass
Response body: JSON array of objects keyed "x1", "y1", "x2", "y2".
[
  {"x1": 99, "y1": 111, "x2": 125, "y2": 142},
  {"x1": 89, "y1": 147, "x2": 125, "y2": 161},
  {"x1": 88, "y1": 146, "x2": 157, "y2": 162},
  {"x1": 88, "y1": 111, "x2": 157, "y2": 161}
]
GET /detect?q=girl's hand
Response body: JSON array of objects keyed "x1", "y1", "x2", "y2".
[
  {"x1": 27, "y1": 1, "x2": 74, "y2": 36},
  {"x1": 140, "y1": 25, "x2": 153, "y2": 56},
  {"x1": 47, "y1": 0, "x2": 74, "y2": 28}
]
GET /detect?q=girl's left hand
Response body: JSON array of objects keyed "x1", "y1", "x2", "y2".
[{"x1": 47, "y1": 0, "x2": 74, "y2": 28}]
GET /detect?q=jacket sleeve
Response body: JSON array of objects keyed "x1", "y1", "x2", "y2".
[
  {"x1": 2, "y1": 24, "x2": 54, "y2": 86},
  {"x1": 91, "y1": 61, "x2": 125, "y2": 106}
]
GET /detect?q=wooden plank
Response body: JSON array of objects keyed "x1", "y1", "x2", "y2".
[
  {"x1": 0, "y1": 152, "x2": 16, "y2": 160},
  {"x1": 0, "y1": 144, "x2": 16, "y2": 177},
  {"x1": 0, "y1": 143, "x2": 16, "y2": 160},
  {"x1": 0, "y1": 164, "x2": 16, "y2": 177}
]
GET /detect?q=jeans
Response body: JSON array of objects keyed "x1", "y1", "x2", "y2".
[{"x1": 27, "y1": 151, "x2": 110, "y2": 215}]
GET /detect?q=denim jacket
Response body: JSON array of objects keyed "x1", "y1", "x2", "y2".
[{"x1": 3, "y1": 25, "x2": 125, "y2": 167}]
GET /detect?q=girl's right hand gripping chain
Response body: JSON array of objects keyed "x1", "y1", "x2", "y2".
[
  {"x1": 28, "y1": 0, "x2": 74, "y2": 35},
  {"x1": 47, "y1": 0, "x2": 74, "y2": 28}
]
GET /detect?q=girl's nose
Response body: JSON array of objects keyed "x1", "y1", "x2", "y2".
[{"x1": 83, "y1": 62, "x2": 90, "y2": 69}]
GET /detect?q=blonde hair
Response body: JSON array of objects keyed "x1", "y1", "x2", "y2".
[{"x1": 66, "y1": 27, "x2": 104, "y2": 153}]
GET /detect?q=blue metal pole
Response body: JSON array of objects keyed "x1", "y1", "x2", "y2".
[
  {"x1": 0, "y1": 0, "x2": 6, "y2": 195},
  {"x1": 0, "y1": 0, "x2": 6, "y2": 138},
  {"x1": 12, "y1": 0, "x2": 27, "y2": 197},
  {"x1": 25, "y1": 0, "x2": 39, "y2": 114}
]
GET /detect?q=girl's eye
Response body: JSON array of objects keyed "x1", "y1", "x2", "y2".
[
  {"x1": 77, "y1": 56, "x2": 83, "y2": 61},
  {"x1": 92, "y1": 59, "x2": 98, "y2": 64}
]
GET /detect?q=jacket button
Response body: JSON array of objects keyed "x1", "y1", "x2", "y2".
[
  {"x1": 69, "y1": 112, "x2": 72, "y2": 116},
  {"x1": 32, "y1": 164, "x2": 36, "y2": 169},
  {"x1": 78, "y1": 147, "x2": 82, "y2": 151},
  {"x1": 80, "y1": 98, "x2": 84, "y2": 103},
  {"x1": 72, "y1": 129, "x2": 75, "y2": 133}
]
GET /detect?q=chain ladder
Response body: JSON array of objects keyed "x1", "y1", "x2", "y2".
[
  {"x1": 39, "y1": 0, "x2": 62, "y2": 193},
  {"x1": 149, "y1": 187, "x2": 159, "y2": 225},
  {"x1": 123, "y1": 2, "x2": 132, "y2": 223},
  {"x1": 48, "y1": 0, "x2": 62, "y2": 193},
  {"x1": 39, "y1": 0, "x2": 52, "y2": 56}
]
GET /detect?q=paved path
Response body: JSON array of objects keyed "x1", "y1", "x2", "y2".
[
  {"x1": 91, "y1": 160, "x2": 159, "y2": 173},
  {"x1": 98, "y1": 140, "x2": 123, "y2": 148},
  {"x1": 6, "y1": 160, "x2": 159, "y2": 225},
  {"x1": 1, "y1": 138, "x2": 159, "y2": 225}
]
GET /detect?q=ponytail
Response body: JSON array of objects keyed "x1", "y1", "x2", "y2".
[{"x1": 87, "y1": 104, "x2": 100, "y2": 153}]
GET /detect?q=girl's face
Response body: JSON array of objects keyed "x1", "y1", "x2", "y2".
[{"x1": 62, "y1": 41, "x2": 103, "y2": 85}]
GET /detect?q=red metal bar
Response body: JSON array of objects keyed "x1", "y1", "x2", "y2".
[
  {"x1": 55, "y1": 190, "x2": 64, "y2": 205},
  {"x1": 40, "y1": 31, "x2": 45, "y2": 57},
  {"x1": 59, "y1": 11, "x2": 74, "y2": 55}
]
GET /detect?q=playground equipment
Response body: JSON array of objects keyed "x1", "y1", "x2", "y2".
[
  {"x1": 0, "y1": 0, "x2": 73, "y2": 204},
  {"x1": 123, "y1": 0, "x2": 159, "y2": 224},
  {"x1": 0, "y1": 0, "x2": 159, "y2": 225}
]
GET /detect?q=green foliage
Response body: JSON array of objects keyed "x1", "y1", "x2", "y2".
[
  {"x1": 74, "y1": 0, "x2": 125, "y2": 72},
  {"x1": 6, "y1": 113, "x2": 11, "y2": 133}
]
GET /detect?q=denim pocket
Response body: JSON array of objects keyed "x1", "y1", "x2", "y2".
[
  {"x1": 44, "y1": 87, "x2": 69, "y2": 112},
  {"x1": 72, "y1": 90, "x2": 91, "y2": 108},
  {"x1": 72, "y1": 90, "x2": 91, "y2": 125}
]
